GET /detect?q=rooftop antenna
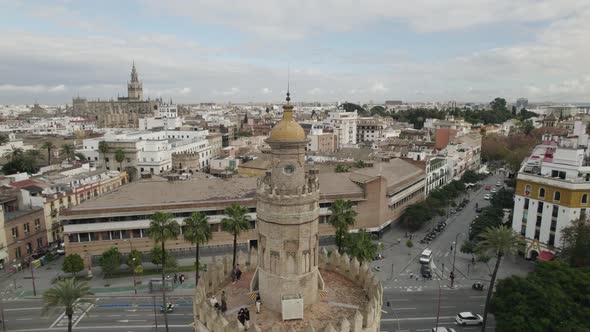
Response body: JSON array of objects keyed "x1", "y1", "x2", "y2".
[{"x1": 286, "y1": 63, "x2": 291, "y2": 102}]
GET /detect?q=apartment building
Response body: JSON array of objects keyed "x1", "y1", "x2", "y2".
[
  {"x1": 512, "y1": 125, "x2": 590, "y2": 259},
  {"x1": 356, "y1": 117, "x2": 389, "y2": 143},
  {"x1": 324, "y1": 110, "x2": 357, "y2": 148},
  {"x1": 306, "y1": 128, "x2": 337, "y2": 153},
  {"x1": 0, "y1": 191, "x2": 47, "y2": 268}
]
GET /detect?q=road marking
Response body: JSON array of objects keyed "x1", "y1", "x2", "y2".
[
  {"x1": 49, "y1": 310, "x2": 67, "y2": 329},
  {"x1": 108, "y1": 314, "x2": 122, "y2": 317},
  {"x1": 4, "y1": 307, "x2": 42, "y2": 311},
  {"x1": 73, "y1": 303, "x2": 94, "y2": 328},
  {"x1": 15, "y1": 318, "x2": 33, "y2": 321},
  {"x1": 381, "y1": 315, "x2": 454, "y2": 322},
  {"x1": 117, "y1": 319, "x2": 147, "y2": 323}
]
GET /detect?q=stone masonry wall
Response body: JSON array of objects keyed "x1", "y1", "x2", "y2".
[{"x1": 193, "y1": 248, "x2": 382, "y2": 332}]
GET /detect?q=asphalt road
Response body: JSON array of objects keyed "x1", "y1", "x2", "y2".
[
  {"x1": 1, "y1": 295, "x2": 195, "y2": 332},
  {"x1": 380, "y1": 287, "x2": 495, "y2": 332}
]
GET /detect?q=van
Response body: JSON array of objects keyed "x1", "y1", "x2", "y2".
[{"x1": 419, "y1": 249, "x2": 432, "y2": 264}]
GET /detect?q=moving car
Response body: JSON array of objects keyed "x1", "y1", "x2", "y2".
[
  {"x1": 455, "y1": 312, "x2": 483, "y2": 326},
  {"x1": 421, "y1": 264, "x2": 432, "y2": 278},
  {"x1": 490, "y1": 188, "x2": 497, "y2": 193},
  {"x1": 419, "y1": 249, "x2": 432, "y2": 264},
  {"x1": 496, "y1": 181, "x2": 502, "y2": 187},
  {"x1": 431, "y1": 328, "x2": 456, "y2": 332},
  {"x1": 484, "y1": 194, "x2": 491, "y2": 200}
]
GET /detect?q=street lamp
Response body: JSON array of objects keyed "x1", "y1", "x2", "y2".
[
  {"x1": 124, "y1": 239, "x2": 137, "y2": 295},
  {"x1": 451, "y1": 233, "x2": 465, "y2": 288}
]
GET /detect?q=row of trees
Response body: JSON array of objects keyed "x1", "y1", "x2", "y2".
[
  {"x1": 342, "y1": 98, "x2": 537, "y2": 129},
  {"x1": 490, "y1": 218, "x2": 590, "y2": 330},
  {"x1": 401, "y1": 180, "x2": 466, "y2": 231},
  {"x1": 2, "y1": 142, "x2": 86, "y2": 175},
  {"x1": 50, "y1": 198, "x2": 371, "y2": 332}
]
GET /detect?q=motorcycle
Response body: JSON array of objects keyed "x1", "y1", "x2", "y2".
[
  {"x1": 160, "y1": 303, "x2": 175, "y2": 313},
  {"x1": 472, "y1": 282, "x2": 484, "y2": 291}
]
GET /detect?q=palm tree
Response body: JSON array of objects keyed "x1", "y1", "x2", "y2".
[
  {"x1": 98, "y1": 141, "x2": 109, "y2": 167},
  {"x1": 74, "y1": 152, "x2": 87, "y2": 161},
  {"x1": 183, "y1": 212, "x2": 212, "y2": 287},
  {"x1": 147, "y1": 211, "x2": 180, "y2": 332},
  {"x1": 4, "y1": 147, "x2": 23, "y2": 161},
  {"x1": 0, "y1": 134, "x2": 9, "y2": 145},
  {"x1": 42, "y1": 278, "x2": 94, "y2": 332},
  {"x1": 476, "y1": 225, "x2": 524, "y2": 332},
  {"x1": 221, "y1": 204, "x2": 251, "y2": 272},
  {"x1": 344, "y1": 230, "x2": 377, "y2": 262},
  {"x1": 26, "y1": 148, "x2": 42, "y2": 161},
  {"x1": 60, "y1": 143, "x2": 76, "y2": 162},
  {"x1": 328, "y1": 199, "x2": 358, "y2": 253},
  {"x1": 114, "y1": 148, "x2": 125, "y2": 171},
  {"x1": 41, "y1": 141, "x2": 55, "y2": 165}
]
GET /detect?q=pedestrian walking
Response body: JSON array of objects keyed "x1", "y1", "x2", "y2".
[
  {"x1": 255, "y1": 293, "x2": 261, "y2": 314},
  {"x1": 409, "y1": 272, "x2": 413, "y2": 279},
  {"x1": 180, "y1": 274, "x2": 185, "y2": 284},
  {"x1": 244, "y1": 308, "x2": 250, "y2": 330},
  {"x1": 238, "y1": 308, "x2": 246, "y2": 326},
  {"x1": 221, "y1": 291, "x2": 227, "y2": 313},
  {"x1": 236, "y1": 264, "x2": 242, "y2": 281},
  {"x1": 173, "y1": 273, "x2": 178, "y2": 284}
]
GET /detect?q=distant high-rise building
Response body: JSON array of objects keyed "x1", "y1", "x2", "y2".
[
  {"x1": 516, "y1": 98, "x2": 529, "y2": 111},
  {"x1": 385, "y1": 100, "x2": 403, "y2": 106}
]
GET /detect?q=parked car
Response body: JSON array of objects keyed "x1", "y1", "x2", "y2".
[
  {"x1": 484, "y1": 194, "x2": 491, "y2": 200},
  {"x1": 484, "y1": 185, "x2": 491, "y2": 190},
  {"x1": 455, "y1": 312, "x2": 483, "y2": 326},
  {"x1": 496, "y1": 181, "x2": 502, "y2": 187},
  {"x1": 475, "y1": 207, "x2": 483, "y2": 213},
  {"x1": 490, "y1": 188, "x2": 497, "y2": 193}
]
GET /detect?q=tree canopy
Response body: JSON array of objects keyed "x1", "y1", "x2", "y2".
[
  {"x1": 492, "y1": 261, "x2": 590, "y2": 332},
  {"x1": 99, "y1": 247, "x2": 121, "y2": 277},
  {"x1": 559, "y1": 217, "x2": 590, "y2": 267},
  {"x1": 62, "y1": 253, "x2": 85, "y2": 276},
  {"x1": 344, "y1": 230, "x2": 377, "y2": 262}
]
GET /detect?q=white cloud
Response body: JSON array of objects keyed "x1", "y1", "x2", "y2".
[
  {"x1": 308, "y1": 88, "x2": 322, "y2": 96},
  {"x1": 0, "y1": 84, "x2": 67, "y2": 93},
  {"x1": 179, "y1": 87, "x2": 191, "y2": 94},
  {"x1": 145, "y1": 0, "x2": 589, "y2": 38},
  {"x1": 370, "y1": 82, "x2": 388, "y2": 94},
  {"x1": 261, "y1": 87, "x2": 272, "y2": 94}
]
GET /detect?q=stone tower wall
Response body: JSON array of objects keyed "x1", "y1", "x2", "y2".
[{"x1": 193, "y1": 249, "x2": 382, "y2": 332}]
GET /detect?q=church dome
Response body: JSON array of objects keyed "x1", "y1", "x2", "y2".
[{"x1": 268, "y1": 93, "x2": 306, "y2": 142}]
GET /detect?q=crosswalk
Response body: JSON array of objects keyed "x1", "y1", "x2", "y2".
[{"x1": 49, "y1": 301, "x2": 95, "y2": 328}]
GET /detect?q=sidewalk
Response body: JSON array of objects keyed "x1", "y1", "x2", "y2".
[{"x1": 0, "y1": 255, "x2": 206, "y2": 299}]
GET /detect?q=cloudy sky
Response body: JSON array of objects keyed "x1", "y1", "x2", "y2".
[{"x1": 1, "y1": 0, "x2": 590, "y2": 104}]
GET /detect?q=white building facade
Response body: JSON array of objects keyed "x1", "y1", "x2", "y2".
[
  {"x1": 325, "y1": 110, "x2": 357, "y2": 148},
  {"x1": 512, "y1": 125, "x2": 590, "y2": 260}
]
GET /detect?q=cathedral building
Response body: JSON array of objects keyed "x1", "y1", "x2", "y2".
[{"x1": 70, "y1": 63, "x2": 159, "y2": 128}]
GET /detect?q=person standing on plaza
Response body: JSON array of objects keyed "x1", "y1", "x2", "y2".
[
  {"x1": 221, "y1": 291, "x2": 227, "y2": 313},
  {"x1": 238, "y1": 308, "x2": 245, "y2": 326},
  {"x1": 255, "y1": 293, "x2": 261, "y2": 314},
  {"x1": 244, "y1": 307, "x2": 250, "y2": 330},
  {"x1": 173, "y1": 273, "x2": 178, "y2": 284},
  {"x1": 236, "y1": 264, "x2": 242, "y2": 281}
]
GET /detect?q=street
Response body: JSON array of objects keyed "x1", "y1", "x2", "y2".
[
  {"x1": 374, "y1": 171, "x2": 534, "y2": 331},
  {"x1": 380, "y1": 287, "x2": 495, "y2": 331},
  {"x1": 1, "y1": 296, "x2": 194, "y2": 332}
]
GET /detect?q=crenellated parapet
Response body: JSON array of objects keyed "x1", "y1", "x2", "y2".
[{"x1": 194, "y1": 248, "x2": 382, "y2": 332}]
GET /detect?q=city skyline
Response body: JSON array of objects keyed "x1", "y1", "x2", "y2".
[{"x1": 1, "y1": 0, "x2": 589, "y2": 104}]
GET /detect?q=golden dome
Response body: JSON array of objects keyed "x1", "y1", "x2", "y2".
[{"x1": 268, "y1": 93, "x2": 306, "y2": 142}]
